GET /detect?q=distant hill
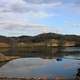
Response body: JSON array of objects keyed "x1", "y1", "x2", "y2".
[{"x1": 0, "y1": 33, "x2": 80, "y2": 47}]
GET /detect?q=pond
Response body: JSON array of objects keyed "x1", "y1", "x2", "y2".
[{"x1": 0, "y1": 56, "x2": 80, "y2": 79}]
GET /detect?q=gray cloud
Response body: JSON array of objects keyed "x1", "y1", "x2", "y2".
[
  {"x1": 0, "y1": 0, "x2": 80, "y2": 15},
  {"x1": 23, "y1": 0, "x2": 56, "y2": 4},
  {"x1": 23, "y1": 0, "x2": 78, "y2": 4},
  {"x1": 74, "y1": 0, "x2": 80, "y2": 4},
  {"x1": 0, "y1": 0, "x2": 62, "y2": 14},
  {"x1": 69, "y1": 1, "x2": 80, "y2": 14},
  {"x1": 11, "y1": 4, "x2": 31, "y2": 13},
  {"x1": 0, "y1": 0, "x2": 31, "y2": 13},
  {"x1": 60, "y1": 0, "x2": 80, "y2": 15}
]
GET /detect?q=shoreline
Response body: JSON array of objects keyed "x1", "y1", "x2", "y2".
[
  {"x1": 0, "y1": 77, "x2": 67, "y2": 80},
  {"x1": 0, "y1": 55, "x2": 19, "y2": 62}
]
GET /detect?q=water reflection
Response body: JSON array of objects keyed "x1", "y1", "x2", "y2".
[
  {"x1": 0, "y1": 47, "x2": 80, "y2": 79},
  {"x1": 1, "y1": 47, "x2": 80, "y2": 57},
  {"x1": 0, "y1": 58, "x2": 80, "y2": 79}
]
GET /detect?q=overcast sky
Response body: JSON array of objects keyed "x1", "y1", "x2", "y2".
[{"x1": 0, "y1": 0, "x2": 80, "y2": 36}]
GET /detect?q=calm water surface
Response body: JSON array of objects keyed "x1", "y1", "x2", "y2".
[
  {"x1": 0, "y1": 56, "x2": 80, "y2": 79},
  {"x1": 0, "y1": 47, "x2": 80, "y2": 79}
]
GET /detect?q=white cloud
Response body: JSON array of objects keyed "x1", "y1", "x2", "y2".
[
  {"x1": 0, "y1": 20, "x2": 48, "y2": 31},
  {"x1": 0, "y1": 0, "x2": 62, "y2": 18},
  {"x1": 0, "y1": 19, "x2": 61, "y2": 36}
]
